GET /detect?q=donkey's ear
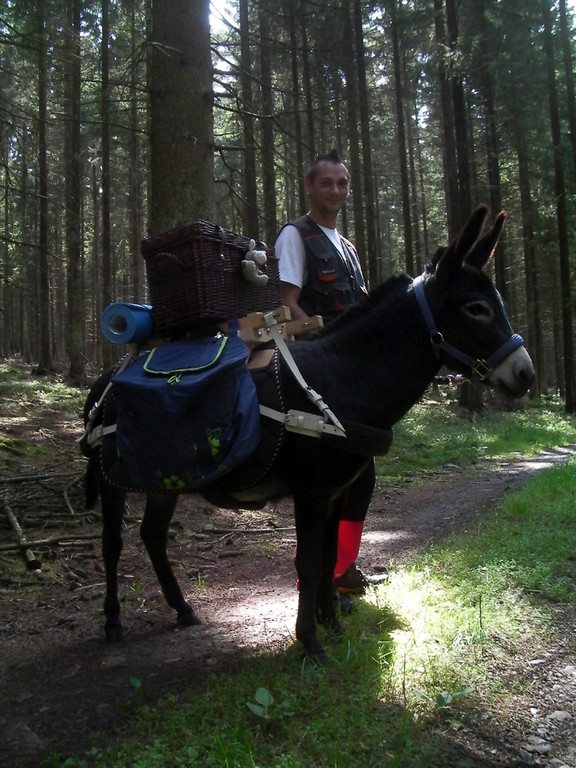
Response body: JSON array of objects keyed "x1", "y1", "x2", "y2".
[
  {"x1": 435, "y1": 205, "x2": 489, "y2": 290},
  {"x1": 464, "y1": 210, "x2": 507, "y2": 270}
]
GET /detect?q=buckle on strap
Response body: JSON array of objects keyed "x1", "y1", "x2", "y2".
[
  {"x1": 259, "y1": 405, "x2": 346, "y2": 439},
  {"x1": 471, "y1": 359, "x2": 492, "y2": 381}
]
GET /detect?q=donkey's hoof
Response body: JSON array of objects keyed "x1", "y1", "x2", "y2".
[
  {"x1": 302, "y1": 646, "x2": 328, "y2": 664},
  {"x1": 329, "y1": 618, "x2": 345, "y2": 636},
  {"x1": 177, "y1": 608, "x2": 201, "y2": 628},
  {"x1": 300, "y1": 635, "x2": 328, "y2": 663},
  {"x1": 317, "y1": 610, "x2": 345, "y2": 638},
  {"x1": 105, "y1": 621, "x2": 123, "y2": 643}
]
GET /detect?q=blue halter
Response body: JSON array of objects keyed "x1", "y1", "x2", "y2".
[{"x1": 412, "y1": 275, "x2": 525, "y2": 382}]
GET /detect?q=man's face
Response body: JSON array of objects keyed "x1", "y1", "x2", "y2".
[{"x1": 305, "y1": 161, "x2": 350, "y2": 215}]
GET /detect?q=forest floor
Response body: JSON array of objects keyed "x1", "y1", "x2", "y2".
[{"x1": 0, "y1": 384, "x2": 575, "y2": 767}]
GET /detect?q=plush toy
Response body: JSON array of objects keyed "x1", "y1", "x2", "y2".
[{"x1": 241, "y1": 239, "x2": 269, "y2": 286}]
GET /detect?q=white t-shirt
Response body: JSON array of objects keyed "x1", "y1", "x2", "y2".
[{"x1": 276, "y1": 222, "x2": 346, "y2": 289}]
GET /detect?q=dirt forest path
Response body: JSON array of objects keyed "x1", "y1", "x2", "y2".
[{"x1": 1, "y1": 444, "x2": 575, "y2": 767}]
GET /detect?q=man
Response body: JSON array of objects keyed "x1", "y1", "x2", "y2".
[{"x1": 275, "y1": 150, "x2": 376, "y2": 596}]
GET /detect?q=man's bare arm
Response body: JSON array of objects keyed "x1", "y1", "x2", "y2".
[{"x1": 280, "y1": 282, "x2": 309, "y2": 321}]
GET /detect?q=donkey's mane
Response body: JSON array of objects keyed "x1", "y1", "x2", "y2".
[{"x1": 313, "y1": 272, "x2": 414, "y2": 338}]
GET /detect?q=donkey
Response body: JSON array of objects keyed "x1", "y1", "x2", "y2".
[{"x1": 82, "y1": 205, "x2": 534, "y2": 659}]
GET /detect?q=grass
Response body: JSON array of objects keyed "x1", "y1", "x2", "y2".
[
  {"x1": 38, "y1": 387, "x2": 576, "y2": 768},
  {"x1": 45, "y1": 459, "x2": 576, "y2": 767},
  {"x1": 376, "y1": 392, "x2": 576, "y2": 482},
  {"x1": 0, "y1": 359, "x2": 86, "y2": 462},
  {"x1": 0, "y1": 361, "x2": 86, "y2": 420}
]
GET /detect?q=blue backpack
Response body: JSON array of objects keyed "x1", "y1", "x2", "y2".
[{"x1": 108, "y1": 333, "x2": 261, "y2": 491}]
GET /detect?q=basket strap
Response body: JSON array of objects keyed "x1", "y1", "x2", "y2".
[{"x1": 261, "y1": 311, "x2": 346, "y2": 439}]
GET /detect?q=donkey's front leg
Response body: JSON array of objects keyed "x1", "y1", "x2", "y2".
[
  {"x1": 293, "y1": 492, "x2": 335, "y2": 660},
  {"x1": 140, "y1": 492, "x2": 200, "y2": 628}
]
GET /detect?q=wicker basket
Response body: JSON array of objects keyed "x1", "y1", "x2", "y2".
[{"x1": 142, "y1": 220, "x2": 281, "y2": 334}]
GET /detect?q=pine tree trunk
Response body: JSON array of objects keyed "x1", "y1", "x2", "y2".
[
  {"x1": 239, "y1": 0, "x2": 258, "y2": 235},
  {"x1": 516, "y1": 128, "x2": 544, "y2": 397},
  {"x1": 354, "y1": 0, "x2": 378, "y2": 285},
  {"x1": 101, "y1": 0, "x2": 113, "y2": 371},
  {"x1": 36, "y1": 0, "x2": 53, "y2": 373},
  {"x1": 389, "y1": 1, "x2": 413, "y2": 275},
  {"x1": 65, "y1": 0, "x2": 85, "y2": 383},
  {"x1": 259, "y1": 1, "x2": 277, "y2": 244},
  {"x1": 445, "y1": 0, "x2": 471, "y2": 229},
  {"x1": 149, "y1": 0, "x2": 214, "y2": 233},
  {"x1": 433, "y1": 0, "x2": 459, "y2": 236},
  {"x1": 342, "y1": 0, "x2": 367, "y2": 273},
  {"x1": 542, "y1": 0, "x2": 575, "y2": 412},
  {"x1": 129, "y1": 2, "x2": 143, "y2": 302},
  {"x1": 288, "y1": 0, "x2": 305, "y2": 214}
]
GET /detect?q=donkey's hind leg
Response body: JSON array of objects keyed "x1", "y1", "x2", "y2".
[
  {"x1": 100, "y1": 482, "x2": 128, "y2": 642},
  {"x1": 140, "y1": 492, "x2": 199, "y2": 628},
  {"x1": 315, "y1": 502, "x2": 344, "y2": 637}
]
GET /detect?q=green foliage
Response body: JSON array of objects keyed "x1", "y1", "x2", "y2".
[
  {"x1": 246, "y1": 686, "x2": 295, "y2": 721},
  {"x1": 412, "y1": 686, "x2": 474, "y2": 710},
  {"x1": 130, "y1": 677, "x2": 143, "y2": 706}
]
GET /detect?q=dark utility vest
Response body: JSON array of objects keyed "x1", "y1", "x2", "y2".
[{"x1": 288, "y1": 215, "x2": 366, "y2": 322}]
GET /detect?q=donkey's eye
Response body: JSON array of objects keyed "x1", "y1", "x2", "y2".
[{"x1": 462, "y1": 301, "x2": 493, "y2": 322}]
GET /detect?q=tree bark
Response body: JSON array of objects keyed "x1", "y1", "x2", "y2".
[
  {"x1": 515, "y1": 123, "x2": 544, "y2": 397},
  {"x1": 149, "y1": 0, "x2": 214, "y2": 233},
  {"x1": 36, "y1": 0, "x2": 53, "y2": 373},
  {"x1": 129, "y1": 1, "x2": 143, "y2": 302},
  {"x1": 474, "y1": 0, "x2": 507, "y2": 301},
  {"x1": 542, "y1": 0, "x2": 575, "y2": 413},
  {"x1": 259, "y1": 1, "x2": 277, "y2": 244},
  {"x1": 354, "y1": 0, "x2": 378, "y2": 285},
  {"x1": 65, "y1": 0, "x2": 85, "y2": 383},
  {"x1": 100, "y1": 0, "x2": 113, "y2": 371},
  {"x1": 288, "y1": 0, "x2": 306, "y2": 214},
  {"x1": 445, "y1": 0, "x2": 471, "y2": 229},
  {"x1": 433, "y1": 0, "x2": 459, "y2": 237},
  {"x1": 389, "y1": 0, "x2": 413, "y2": 274},
  {"x1": 342, "y1": 0, "x2": 367, "y2": 274},
  {"x1": 239, "y1": 0, "x2": 258, "y2": 235}
]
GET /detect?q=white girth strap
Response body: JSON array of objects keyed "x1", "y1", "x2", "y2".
[{"x1": 261, "y1": 311, "x2": 346, "y2": 439}]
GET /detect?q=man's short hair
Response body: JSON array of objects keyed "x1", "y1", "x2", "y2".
[{"x1": 305, "y1": 150, "x2": 349, "y2": 182}]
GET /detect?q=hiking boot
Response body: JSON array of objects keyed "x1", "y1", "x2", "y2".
[{"x1": 333, "y1": 562, "x2": 370, "y2": 594}]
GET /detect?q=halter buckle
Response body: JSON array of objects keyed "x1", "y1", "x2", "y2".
[{"x1": 471, "y1": 359, "x2": 492, "y2": 381}]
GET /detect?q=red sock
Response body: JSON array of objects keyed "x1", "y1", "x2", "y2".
[{"x1": 334, "y1": 520, "x2": 364, "y2": 579}]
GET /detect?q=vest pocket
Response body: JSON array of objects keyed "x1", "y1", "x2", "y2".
[{"x1": 313, "y1": 250, "x2": 340, "y2": 283}]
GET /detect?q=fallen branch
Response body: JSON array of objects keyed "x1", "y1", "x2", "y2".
[
  {"x1": 0, "y1": 469, "x2": 82, "y2": 484},
  {"x1": 0, "y1": 532, "x2": 100, "y2": 553},
  {"x1": 201, "y1": 526, "x2": 295, "y2": 535},
  {"x1": 2, "y1": 499, "x2": 41, "y2": 570}
]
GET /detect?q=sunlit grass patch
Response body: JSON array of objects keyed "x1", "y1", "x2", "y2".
[
  {"x1": 377, "y1": 397, "x2": 576, "y2": 482},
  {"x1": 377, "y1": 458, "x2": 576, "y2": 712}
]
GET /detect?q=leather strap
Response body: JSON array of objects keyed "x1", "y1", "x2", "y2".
[{"x1": 262, "y1": 311, "x2": 346, "y2": 439}]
